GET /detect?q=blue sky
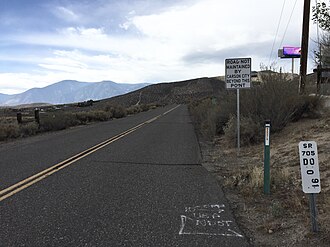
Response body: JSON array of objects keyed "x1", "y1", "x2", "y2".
[{"x1": 0, "y1": 0, "x2": 318, "y2": 94}]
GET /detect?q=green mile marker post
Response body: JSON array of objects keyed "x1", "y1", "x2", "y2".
[{"x1": 264, "y1": 120, "x2": 271, "y2": 194}]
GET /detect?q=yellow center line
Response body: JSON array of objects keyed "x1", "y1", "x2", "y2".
[{"x1": 0, "y1": 105, "x2": 180, "y2": 202}]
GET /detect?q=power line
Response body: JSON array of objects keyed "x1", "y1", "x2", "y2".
[
  {"x1": 278, "y1": 0, "x2": 299, "y2": 49},
  {"x1": 268, "y1": 0, "x2": 286, "y2": 67}
]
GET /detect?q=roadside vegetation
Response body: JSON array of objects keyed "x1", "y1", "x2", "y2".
[
  {"x1": 189, "y1": 72, "x2": 320, "y2": 144},
  {"x1": 0, "y1": 103, "x2": 158, "y2": 142},
  {"x1": 190, "y1": 71, "x2": 330, "y2": 246}
]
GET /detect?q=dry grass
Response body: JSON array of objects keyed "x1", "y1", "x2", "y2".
[
  {"x1": 250, "y1": 166, "x2": 263, "y2": 189},
  {"x1": 190, "y1": 73, "x2": 321, "y2": 146},
  {"x1": 105, "y1": 104, "x2": 127, "y2": 118},
  {"x1": 0, "y1": 121, "x2": 39, "y2": 141},
  {"x1": 200, "y1": 112, "x2": 330, "y2": 246},
  {"x1": 0, "y1": 104, "x2": 157, "y2": 142}
]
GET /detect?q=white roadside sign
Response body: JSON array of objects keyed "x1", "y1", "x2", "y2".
[
  {"x1": 298, "y1": 141, "x2": 321, "y2": 193},
  {"x1": 265, "y1": 123, "x2": 270, "y2": 146},
  {"x1": 225, "y1": 58, "x2": 251, "y2": 89}
]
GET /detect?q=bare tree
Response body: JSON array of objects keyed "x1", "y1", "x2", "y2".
[
  {"x1": 312, "y1": 1, "x2": 330, "y2": 32},
  {"x1": 312, "y1": 1, "x2": 330, "y2": 66}
]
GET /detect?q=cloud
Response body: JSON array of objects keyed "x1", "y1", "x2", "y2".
[
  {"x1": 119, "y1": 22, "x2": 131, "y2": 31},
  {"x1": 127, "y1": 0, "x2": 290, "y2": 70},
  {"x1": 35, "y1": 48, "x2": 190, "y2": 83},
  {"x1": 9, "y1": 1, "x2": 306, "y2": 66},
  {"x1": 0, "y1": 73, "x2": 57, "y2": 94},
  {"x1": 183, "y1": 41, "x2": 273, "y2": 64},
  {"x1": 131, "y1": 0, "x2": 276, "y2": 45},
  {"x1": 0, "y1": 0, "x2": 317, "y2": 94},
  {"x1": 38, "y1": 49, "x2": 111, "y2": 72},
  {"x1": 61, "y1": 27, "x2": 106, "y2": 37},
  {"x1": 53, "y1": 6, "x2": 79, "y2": 22}
]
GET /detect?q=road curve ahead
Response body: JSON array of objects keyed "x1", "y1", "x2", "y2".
[{"x1": 0, "y1": 105, "x2": 250, "y2": 246}]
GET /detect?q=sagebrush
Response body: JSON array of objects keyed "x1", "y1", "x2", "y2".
[
  {"x1": 0, "y1": 103, "x2": 156, "y2": 141},
  {"x1": 190, "y1": 72, "x2": 321, "y2": 146}
]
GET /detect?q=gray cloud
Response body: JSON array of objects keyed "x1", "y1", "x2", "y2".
[{"x1": 182, "y1": 40, "x2": 273, "y2": 64}]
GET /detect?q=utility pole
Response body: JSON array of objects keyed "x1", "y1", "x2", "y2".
[
  {"x1": 299, "y1": 0, "x2": 311, "y2": 94},
  {"x1": 292, "y1": 57, "x2": 294, "y2": 80}
]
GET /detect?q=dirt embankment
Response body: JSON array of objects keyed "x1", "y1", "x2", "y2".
[{"x1": 200, "y1": 112, "x2": 330, "y2": 246}]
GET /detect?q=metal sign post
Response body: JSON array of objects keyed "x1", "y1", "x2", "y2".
[
  {"x1": 278, "y1": 46, "x2": 301, "y2": 80},
  {"x1": 298, "y1": 141, "x2": 321, "y2": 232},
  {"x1": 236, "y1": 89, "x2": 240, "y2": 154},
  {"x1": 309, "y1": 193, "x2": 319, "y2": 232},
  {"x1": 225, "y1": 58, "x2": 251, "y2": 155}
]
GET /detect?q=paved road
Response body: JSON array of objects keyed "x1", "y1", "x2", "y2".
[{"x1": 0, "y1": 105, "x2": 250, "y2": 246}]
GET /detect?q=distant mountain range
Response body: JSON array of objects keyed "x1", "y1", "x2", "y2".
[{"x1": 0, "y1": 80, "x2": 149, "y2": 106}]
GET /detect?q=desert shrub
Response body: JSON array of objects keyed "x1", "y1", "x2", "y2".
[
  {"x1": 140, "y1": 104, "x2": 151, "y2": 112},
  {"x1": 127, "y1": 105, "x2": 142, "y2": 115},
  {"x1": 75, "y1": 112, "x2": 89, "y2": 124},
  {"x1": 190, "y1": 72, "x2": 321, "y2": 145},
  {"x1": 271, "y1": 167, "x2": 296, "y2": 189},
  {"x1": 0, "y1": 104, "x2": 145, "y2": 142},
  {"x1": 239, "y1": 76, "x2": 307, "y2": 132},
  {"x1": 19, "y1": 122, "x2": 39, "y2": 137},
  {"x1": 249, "y1": 166, "x2": 264, "y2": 189},
  {"x1": 293, "y1": 95, "x2": 322, "y2": 119},
  {"x1": 89, "y1": 111, "x2": 110, "y2": 121},
  {"x1": 189, "y1": 98, "x2": 219, "y2": 138},
  {"x1": 0, "y1": 119, "x2": 38, "y2": 140},
  {"x1": 76, "y1": 111, "x2": 110, "y2": 123},
  {"x1": 126, "y1": 104, "x2": 155, "y2": 115},
  {"x1": 223, "y1": 115, "x2": 262, "y2": 146},
  {"x1": 0, "y1": 123, "x2": 20, "y2": 141},
  {"x1": 189, "y1": 99, "x2": 210, "y2": 125},
  {"x1": 227, "y1": 164, "x2": 296, "y2": 193},
  {"x1": 226, "y1": 165, "x2": 263, "y2": 191},
  {"x1": 215, "y1": 93, "x2": 236, "y2": 134},
  {"x1": 40, "y1": 113, "x2": 78, "y2": 131},
  {"x1": 190, "y1": 94, "x2": 237, "y2": 138},
  {"x1": 105, "y1": 104, "x2": 127, "y2": 118},
  {"x1": 200, "y1": 108, "x2": 219, "y2": 138}
]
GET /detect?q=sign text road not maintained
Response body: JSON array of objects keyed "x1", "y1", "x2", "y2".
[{"x1": 225, "y1": 58, "x2": 251, "y2": 89}]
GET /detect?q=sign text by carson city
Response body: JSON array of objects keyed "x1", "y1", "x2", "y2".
[{"x1": 225, "y1": 58, "x2": 251, "y2": 89}]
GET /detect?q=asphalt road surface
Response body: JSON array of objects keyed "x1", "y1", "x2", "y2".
[{"x1": 0, "y1": 105, "x2": 250, "y2": 246}]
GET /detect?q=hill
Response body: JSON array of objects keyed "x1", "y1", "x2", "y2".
[
  {"x1": 102, "y1": 77, "x2": 225, "y2": 107},
  {"x1": 0, "y1": 93, "x2": 11, "y2": 102}
]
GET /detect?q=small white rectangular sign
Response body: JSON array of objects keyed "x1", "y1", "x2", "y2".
[
  {"x1": 225, "y1": 58, "x2": 251, "y2": 89},
  {"x1": 298, "y1": 141, "x2": 321, "y2": 193},
  {"x1": 265, "y1": 126, "x2": 270, "y2": 146}
]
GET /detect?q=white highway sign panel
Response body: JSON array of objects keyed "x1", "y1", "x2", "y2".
[
  {"x1": 299, "y1": 141, "x2": 321, "y2": 193},
  {"x1": 225, "y1": 58, "x2": 251, "y2": 89}
]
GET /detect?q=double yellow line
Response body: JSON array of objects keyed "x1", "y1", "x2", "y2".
[{"x1": 0, "y1": 105, "x2": 180, "y2": 202}]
